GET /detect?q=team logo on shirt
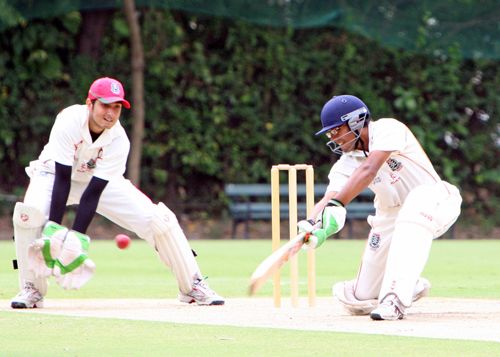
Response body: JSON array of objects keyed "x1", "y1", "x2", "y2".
[
  {"x1": 369, "y1": 233, "x2": 381, "y2": 249},
  {"x1": 86, "y1": 148, "x2": 104, "y2": 170},
  {"x1": 86, "y1": 159, "x2": 97, "y2": 169},
  {"x1": 77, "y1": 148, "x2": 104, "y2": 172},
  {"x1": 386, "y1": 158, "x2": 403, "y2": 171}
]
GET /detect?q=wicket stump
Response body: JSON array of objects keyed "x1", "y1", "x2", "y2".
[{"x1": 271, "y1": 164, "x2": 316, "y2": 307}]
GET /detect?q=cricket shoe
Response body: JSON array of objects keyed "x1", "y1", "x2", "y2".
[
  {"x1": 11, "y1": 282, "x2": 44, "y2": 309},
  {"x1": 179, "y1": 277, "x2": 225, "y2": 306},
  {"x1": 412, "y1": 277, "x2": 431, "y2": 302},
  {"x1": 370, "y1": 294, "x2": 405, "y2": 321}
]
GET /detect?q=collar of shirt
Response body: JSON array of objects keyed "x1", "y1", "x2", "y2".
[{"x1": 80, "y1": 108, "x2": 124, "y2": 147}]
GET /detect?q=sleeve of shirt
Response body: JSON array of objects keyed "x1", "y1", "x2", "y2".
[
  {"x1": 92, "y1": 135, "x2": 130, "y2": 181},
  {"x1": 49, "y1": 162, "x2": 72, "y2": 224},
  {"x1": 326, "y1": 156, "x2": 356, "y2": 193},
  {"x1": 49, "y1": 109, "x2": 80, "y2": 166},
  {"x1": 369, "y1": 119, "x2": 407, "y2": 152},
  {"x1": 72, "y1": 177, "x2": 108, "y2": 234}
]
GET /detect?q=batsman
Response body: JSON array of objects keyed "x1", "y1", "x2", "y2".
[
  {"x1": 298, "y1": 95, "x2": 461, "y2": 320},
  {"x1": 11, "y1": 77, "x2": 224, "y2": 308}
]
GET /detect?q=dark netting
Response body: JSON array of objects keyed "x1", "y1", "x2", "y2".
[{"x1": 1, "y1": 0, "x2": 499, "y2": 59}]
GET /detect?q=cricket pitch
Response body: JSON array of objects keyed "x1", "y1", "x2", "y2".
[{"x1": 1, "y1": 297, "x2": 499, "y2": 342}]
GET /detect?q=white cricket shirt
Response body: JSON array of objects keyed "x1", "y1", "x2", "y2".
[
  {"x1": 327, "y1": 118, "x2": 441, "y2": 210},
  {"x1": 35, "y1": 104, "x2": 130, "y2": 182}
]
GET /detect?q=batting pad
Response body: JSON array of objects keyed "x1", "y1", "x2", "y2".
[
  {"x1": 333, "y1": 280, "x2": 378, "y2": 315},
  {"x1": 151, "y1": 202, "x2": 202, "y2": 294},
  {"x1": 12, "y1": 202, "x2": 48, "y2": 295}
]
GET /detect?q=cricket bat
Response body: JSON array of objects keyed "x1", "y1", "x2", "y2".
[{"x1": 248, "y1": 232, "x2": 309, "y2": 296}]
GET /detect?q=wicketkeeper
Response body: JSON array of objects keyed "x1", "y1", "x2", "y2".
[
  {"x1": 298, "y1": 95, "x2": 461, "y2": 320},
  {"x1": 11, "y1": 77, "x2": 224, "y2": 308}
]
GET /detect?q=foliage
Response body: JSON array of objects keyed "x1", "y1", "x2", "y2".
[
  {"x1": 2, "y1": 0, "x2": 499, "y2": 60},
  {"x1": 0, "y1": 10, "x2": 498, "y2": 222}
]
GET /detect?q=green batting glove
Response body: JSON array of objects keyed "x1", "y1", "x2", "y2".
[{"x1": 308, "y1": 199, "x2": 347, "y2": 248}]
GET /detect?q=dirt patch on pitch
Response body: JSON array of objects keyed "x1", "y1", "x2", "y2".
[{"x1": 2, "y1": 297, "x2": 499, "y2": 342}]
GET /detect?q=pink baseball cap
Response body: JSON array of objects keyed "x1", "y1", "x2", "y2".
[{"x1": 87, "y1": 77, "x2": 131, "y2": 109}]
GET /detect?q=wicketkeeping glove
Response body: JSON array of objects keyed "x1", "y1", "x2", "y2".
[
  {"x1": 298, "y1": 199, "x2": 346, "y2": 249},
  {"x1": 28, "y1": 221, "x2": 68, "y2": 278},
  {"x1": 53, "y1": 230, "x2": 96, "y2": 290}
]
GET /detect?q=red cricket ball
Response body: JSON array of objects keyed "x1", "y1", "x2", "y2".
[{"x1": 115, "y1": 234, "x2": 131, "y2": 249}]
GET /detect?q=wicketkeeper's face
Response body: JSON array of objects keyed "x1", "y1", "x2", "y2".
[{"x1": 87, "y1": 99, "x2": 122, "y2": 133}]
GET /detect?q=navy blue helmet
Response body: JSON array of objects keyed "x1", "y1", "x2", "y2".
[
  {"x1": 316, "y1": 95, "x2": 370, "y2": 136},
  {"x1": 316, "y1": 95, "x2": 371, "y2": 155}
]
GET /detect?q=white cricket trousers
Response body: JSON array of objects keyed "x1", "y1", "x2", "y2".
[{"x1": 353, "y1": 180, "x2": 462, "y2": 306}]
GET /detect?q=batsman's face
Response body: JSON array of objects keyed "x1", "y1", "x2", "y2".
[
  {"x1": 87, "y1": 99, "x2": 122, "y2": 133},
  {"x1": 326, "y1": 124, "x2": 356, "y2": 152}
]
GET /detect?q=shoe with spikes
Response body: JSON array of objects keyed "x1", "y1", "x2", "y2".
[
  {"x1": 11, "y1": 282, "x2": 44, "y2": 309},
  {"x1": 370, "y1": 294, "x2": 405, "y2": 321},
  {"x1": 179, "y1": 277, "x2": 225, "y2": 306}
]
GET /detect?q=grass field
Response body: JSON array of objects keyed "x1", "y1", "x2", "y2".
[{"x1": 1, "y1": 239, "x2": 499, "y2": 356}]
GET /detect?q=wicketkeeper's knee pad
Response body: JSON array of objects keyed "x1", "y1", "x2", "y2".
[
  {"x1": 12, "y1": 202, "x2": 48, "y2": 295},
  {"x1": 333, "y1": 280, "x2": 378, "y2": 315},
  {"x1": 151, "y1": 202, "x2": 202, "y2": 294}
]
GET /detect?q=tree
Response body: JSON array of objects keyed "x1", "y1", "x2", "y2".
[
  {"x1": 78, "y1": 9, "x2": 114, "y2": 60},
  {"x1": 123, "y1": 0, "x2": 145, "y2": 186}
]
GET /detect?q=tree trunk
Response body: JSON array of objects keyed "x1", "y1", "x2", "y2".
[
  {"x1": 123, "y1": 0, "x2": 145, "y2": 187},
  {"x1": 78, "y1": 10, "x2": 114, "y2": 59}
]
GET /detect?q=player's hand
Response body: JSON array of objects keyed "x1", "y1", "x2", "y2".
[
  {"x1": 303, "y1": 199, "x2": 347, "y2": 249},
  {"x1": 28, "y1": 221, "x2": 68, "y2": 278},
  {"x1": 297, "y1": 219, "x2": 317, "y2": 233},
  {"x1": 53, "y1": 231, "x2": 96, "y2": 289},
  {"x1": 298, "y1": 219, "x2": 321, "y2": 249}
]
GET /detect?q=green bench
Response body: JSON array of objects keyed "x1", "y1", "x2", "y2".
[{"x1": 225, "y1": 183, "x2": 375, "y2": 239}]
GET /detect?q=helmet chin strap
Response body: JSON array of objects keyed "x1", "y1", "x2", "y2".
[
  {"x1": 327, "y1": 125, "x2": 368, "y2": 156},
  {"x1": 353, "y1": 130, "x2": 368, "y2": 157}
]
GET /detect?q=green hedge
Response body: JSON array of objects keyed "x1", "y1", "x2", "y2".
[{"x1": 0, "y1": 10, "x2": 498, "y2": 225}]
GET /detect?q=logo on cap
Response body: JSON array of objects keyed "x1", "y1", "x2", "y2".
[{"x1": 110, "y1": 82, "x2": 120, "y2": 94}]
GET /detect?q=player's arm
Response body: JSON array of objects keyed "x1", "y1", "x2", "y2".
[
  {"x1": 72, "y1": 176, "x2": 108, "y2": 233},
  {"x1": 49, "y1": 162, "x2": 72, "y2": 224},
  {"x1": 298, "y1": 151, "x2": 393, "y2": 248},
  {"x1": 298, "y1": 190, "x2": 343, "y2": 249},
  {"x1": 334, "y1": 150, "x2": 392, "y2": 206},
  {"x1": 308, "y1": 190, "x2": 337, "y2": 221}
]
